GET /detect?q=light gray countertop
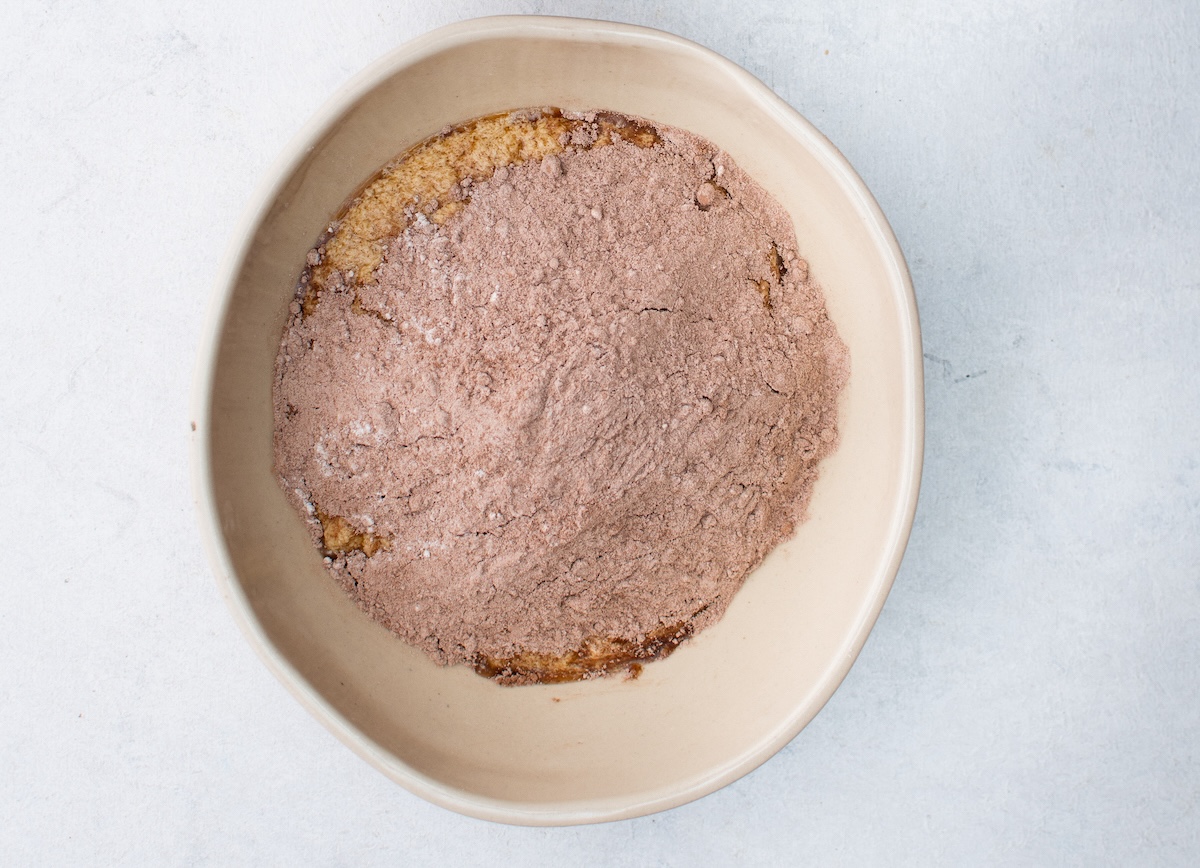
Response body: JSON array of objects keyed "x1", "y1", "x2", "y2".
[{"x1": 2, "y1": 1, "x2": 1197, "y2": 864}]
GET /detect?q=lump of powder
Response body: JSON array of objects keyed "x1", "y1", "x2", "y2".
[{"x1": 273, "y1": 111, "x2": 848, "y2": 684}]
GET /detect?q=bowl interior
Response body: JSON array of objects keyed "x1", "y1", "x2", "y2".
[{"x1": 196, "y1": 17, "x2": 921, "y2": 824}]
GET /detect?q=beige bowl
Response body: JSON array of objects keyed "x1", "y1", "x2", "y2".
[{"x1": 191, "y1": 16, "x2": 922, "y2": 824}]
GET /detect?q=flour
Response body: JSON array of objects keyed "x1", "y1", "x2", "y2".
[{"x1": 273, "y1": 113, "x2": 848, "y2": 681}]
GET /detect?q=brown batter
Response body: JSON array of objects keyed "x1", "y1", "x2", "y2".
[{"x1": 273, "y1": 109, "x2": 848, "y2": 684}]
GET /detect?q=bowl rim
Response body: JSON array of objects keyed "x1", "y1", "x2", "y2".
[{"x1": 190, "y1": 14, "x2": 924, "y2": 825}]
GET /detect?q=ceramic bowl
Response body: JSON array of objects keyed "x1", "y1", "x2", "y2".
[{"x1": 191, "y1": 15, "x2": 922, "y2": 825}]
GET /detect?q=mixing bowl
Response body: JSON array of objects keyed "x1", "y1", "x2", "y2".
[{"x1": 191, "y1": 15, "x2": 923, "y2": 824}]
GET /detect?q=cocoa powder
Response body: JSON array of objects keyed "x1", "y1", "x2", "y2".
[{"x1": 273, "y1": 114, "x2": 848, "y2": 681}]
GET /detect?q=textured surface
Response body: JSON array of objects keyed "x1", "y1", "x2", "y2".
[
  {"x1": 273, "y1": 119, "x2": 845, "y2": 673},
  {"x1": 2, "y1": 0, "x2": 1198, "y2": 863}
]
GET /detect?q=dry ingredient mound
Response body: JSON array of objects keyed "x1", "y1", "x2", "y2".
[{"x1": 273, "y1": 109, "x2": 848, "y2": 685}]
